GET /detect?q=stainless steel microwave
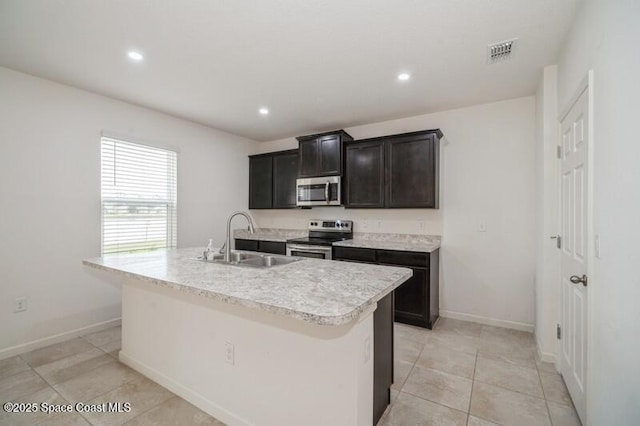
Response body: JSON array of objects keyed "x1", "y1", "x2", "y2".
[{"x1": 296, "y1": 176, "x2": 341, "y2": 206}]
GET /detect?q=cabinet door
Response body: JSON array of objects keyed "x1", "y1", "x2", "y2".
[
  {"x1": 249, "y1": 156, "x2": 272, "y2": 209},
  {"x1": 344, "y1": 141, "x2": 385, "y2": 208},
  {"x1": 393, "y1": 267, "x2": 429, "y2": 326},
  {"x1": 386, "y1": 134, "x2": 438, "y2": 208},
  {"x1": 318, "y1": 134, "x2": 341, "y2": 176},
  {"x1": 298, "y1": 139, "x2": 319, "y2": 178},
  {"x1": 258, "y1": 241, "x2": 287, "y2": 255},
  {"x1": 272, "y1": 152, "x2": 299, "y2": 208}
]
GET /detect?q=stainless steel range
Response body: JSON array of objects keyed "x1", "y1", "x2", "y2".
[{"x1": 286, "y1": 219, "x2": 353, "y2": 260}]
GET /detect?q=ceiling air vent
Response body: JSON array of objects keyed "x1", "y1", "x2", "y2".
[{"x1": 487, "y1": 39, "x2": 517, "y2": 64}]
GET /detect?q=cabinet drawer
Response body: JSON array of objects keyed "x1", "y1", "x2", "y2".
[
  {"x1": 333, "y1": 246, "x2": 376, "y2": 263},
  {"x1": 258, "y1": 241, "x2": 286, "y2": 255},
  {"x1": 377, "y1": 250, "x2": 429, "y2": 268},
  {"x1": 235, "y1": 239, "x2": 259, "y2": 251}
]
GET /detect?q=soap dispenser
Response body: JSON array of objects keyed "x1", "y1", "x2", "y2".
[{"x1": 204, "y1": 238, "x2": 214, "y2": 260}]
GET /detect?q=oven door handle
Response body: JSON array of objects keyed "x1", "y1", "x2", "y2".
[{"x1": 286, "y1": 244, "x2": 332, "y2": 253}]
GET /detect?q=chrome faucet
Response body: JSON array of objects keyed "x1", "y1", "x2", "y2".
[{"x1": 224, "y1": 211, "x2": 256, "y2": 262}]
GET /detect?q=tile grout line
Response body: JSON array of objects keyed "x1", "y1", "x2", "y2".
[
  {"x1": 396, "y1": 331, "x2": 475, "y2": 423},
  {"x1": 398, "y1": 387, "x2": 469, "y2": 416},
  {"x1": 109, "y1": 393, "x2": 178, "y2": 426},
  {"x1": 535, "y1": 356, "x2": 554, "y2": 425},
  {"x1": 21, "y1": 330, "x2": 147, "y2": 425},
  {"x1": 22, "y1": 344, "x2": 127, "y2": 426},
  {"x1": 6, "y1": 329, "x2": 207, "y2": 425},
  {"x1": 472, "y1": 376, "x2": 549, "y2": 402},
  {"x1": 467, "y1": 349, "x2": 478, "y2": 417}
]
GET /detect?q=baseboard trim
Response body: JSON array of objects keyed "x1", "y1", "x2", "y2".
[
  {"x1": 440, "y1": 310, "x2": 534, "y2": 332},
  {"x1": 536, "y1": 341, "x2": 558, "y2": 364},
  {"x1": 0, "y1": 318, "x2": 121, "y2": 360},
  {"x1": 119, "y1": 352, "x2": 250, "y2": 426}
]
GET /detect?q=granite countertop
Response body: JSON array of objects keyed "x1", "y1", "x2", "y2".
[
  {"x1": 83, "y1": 248, "x2": 411, "y2": 326},
  {"x1": 332, "y1": 233, "x2": 441, "y2": 253},
  {"x1": 234, "y1": 228, "x2": 307, "y2": 242}
]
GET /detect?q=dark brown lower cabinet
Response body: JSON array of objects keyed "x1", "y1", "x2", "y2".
[
  {"x1": 333, "y1": 246, "x2": 439, "y2": 329},
  {"x1": 234, "y1": 239, "x2": 286, "y2": 255},
  {"x1": 373, "y1": 292, "x2": 394, "y2": 425}
]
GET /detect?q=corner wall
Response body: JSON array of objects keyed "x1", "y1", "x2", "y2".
[
  {"x1": 534, "y1": 66, "x2": 560, "y2": 362},
  {"x1": 557, "y1": 0, "x2": 640, "y2": 424},
  {"x1": 252, "y1": 97, "x2": 537, "y2": 330},
  {"x1": 0, "y1": 67, "x2": 256, "y2": 357}
]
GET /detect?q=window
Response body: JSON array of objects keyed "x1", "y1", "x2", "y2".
[{"x1": 101, "y1": 136, "x2": 177, "y2": 254}]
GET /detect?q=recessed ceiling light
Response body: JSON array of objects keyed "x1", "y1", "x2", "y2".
[
  {"x1": 397, "y1": 73, "x2": 411, "y2": 81},
  {"x1": 259, "y1": 107, "x2": 269, "y2": 115},
  {"x1": 127, "y1": 51, "x2": 144, "y2": 61}
]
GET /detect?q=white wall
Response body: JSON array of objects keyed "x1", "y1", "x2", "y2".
[
  {"x1": 556, "y1": 1, "x2": 640, "y2": 424},
  {"x1": 534, "y1": 66, "x2": 560, "y2": 362},
  {"x1": 0, "y1": 67, "x2": 256, "y2": 357},
  {"x1": 253, "y1": 97, "x2": 537, "y2": 329}
]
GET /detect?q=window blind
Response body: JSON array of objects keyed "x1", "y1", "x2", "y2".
[{"x1": 101, "y1": 137, "x2": 177, "y2": 254}]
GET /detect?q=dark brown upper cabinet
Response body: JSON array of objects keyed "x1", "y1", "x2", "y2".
[
  {"x1": 296, "y1": 130, "x2": 353, "y2": 178},
  {"x1": 249, "y1": 155, "x2": 273, "y2": 209},
  {"x1": 248, "y1": 149, "x2": 298, "y2": 209},
  {"x1": 272, "y1": 150, "x2": 299, "y2": 208},
  {"x1": 344, "y1": 140, "x2": 385, "y2": 208},
  {"x1": 386, "y1": 131, "x2": 440, "y2": 208},
  {"x1": 343, "y1": 129, "x2": 442, "y2": 209}
]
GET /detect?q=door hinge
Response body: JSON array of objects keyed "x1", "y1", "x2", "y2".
[
  {"x1": 557, "y1": 324, "x2": 561, "y2": 340},
  {"x1": 557, "y1": 146, "x2": 562, "y2": 159}
]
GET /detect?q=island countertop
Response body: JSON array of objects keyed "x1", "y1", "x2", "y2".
[{"x1": 83, "y1": 247, "x2": 411, "y2": 326}]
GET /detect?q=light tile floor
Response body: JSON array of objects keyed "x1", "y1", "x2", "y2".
[
  {"x1": 381, "y1": 318, "x2": 582, "y2": 426},
  {"x1": 0, "y1": 320, "x2": 581, "y2": 426},
  {"x1": 0, "y1": 326, "x2": 223, "y2": 425}
]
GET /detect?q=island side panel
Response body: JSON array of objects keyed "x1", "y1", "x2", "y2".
[{"x1": 119, "y1": 277, "x2": 374, "y2": 426}]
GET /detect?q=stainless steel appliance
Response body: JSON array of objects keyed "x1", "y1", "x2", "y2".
[
  {"x1": 296, "y1": 176, "x2": 341, "y2": 207},
  {"x1": 286, "y1": 219, "x2": 353, "y2": 260}
]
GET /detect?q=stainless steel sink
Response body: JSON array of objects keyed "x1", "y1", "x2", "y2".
[
  {"x1": 239, "y1": 255, "x2": 300, "y2": 268},
  {"x1": 195, "y1": 251, "x2": 301, "y2": 268},
  {"x1": 208, "y1": 252, "x2": 262, "y2": 263}
]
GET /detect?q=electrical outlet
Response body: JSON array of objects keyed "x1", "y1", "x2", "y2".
[
  {"x1": 362, "y1": 219, "x2": 368, "y2": 229},
  {"x1": 14, "y1": 297, "x2": 27, "y2": 313},
  {"x1": 377, "y1": 219, "x2": 382, "y2": 229},
  {"x1": 224, "y1": 342, "x2": 235, "y2": 365},
  {"x1": 479, "y1": 221, "x2": 487, "y2": 232},
  {"x1": 418, "y1": 221, "x2": 425, "y2": 231},
  {"x1": 364, "y1": 336, "x2": 371, "y2": 363}
]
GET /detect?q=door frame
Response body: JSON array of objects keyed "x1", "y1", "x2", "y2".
[{"x1": 557, "y1": 69, "x2": 595, "y2": 425}]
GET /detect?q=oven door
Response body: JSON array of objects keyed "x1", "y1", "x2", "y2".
[
  {"x1": 286, "y1": 244, "x2": 332, "y2": 260},
  {"x1": 296, "y1": 176, "x2": 341, "y2": 206}
]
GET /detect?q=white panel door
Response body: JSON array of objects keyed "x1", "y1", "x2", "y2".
[{"x1": 559, "y1": 88, "x2": 589, "y2": 423}]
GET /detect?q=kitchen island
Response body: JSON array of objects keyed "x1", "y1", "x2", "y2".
[{"x1": 84, "y1": 248, "x2": 411, "y2": 426}]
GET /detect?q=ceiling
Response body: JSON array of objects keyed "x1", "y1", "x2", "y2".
[{"x1": 0, "y1": 0, "x2": 579, "y2": 141}]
